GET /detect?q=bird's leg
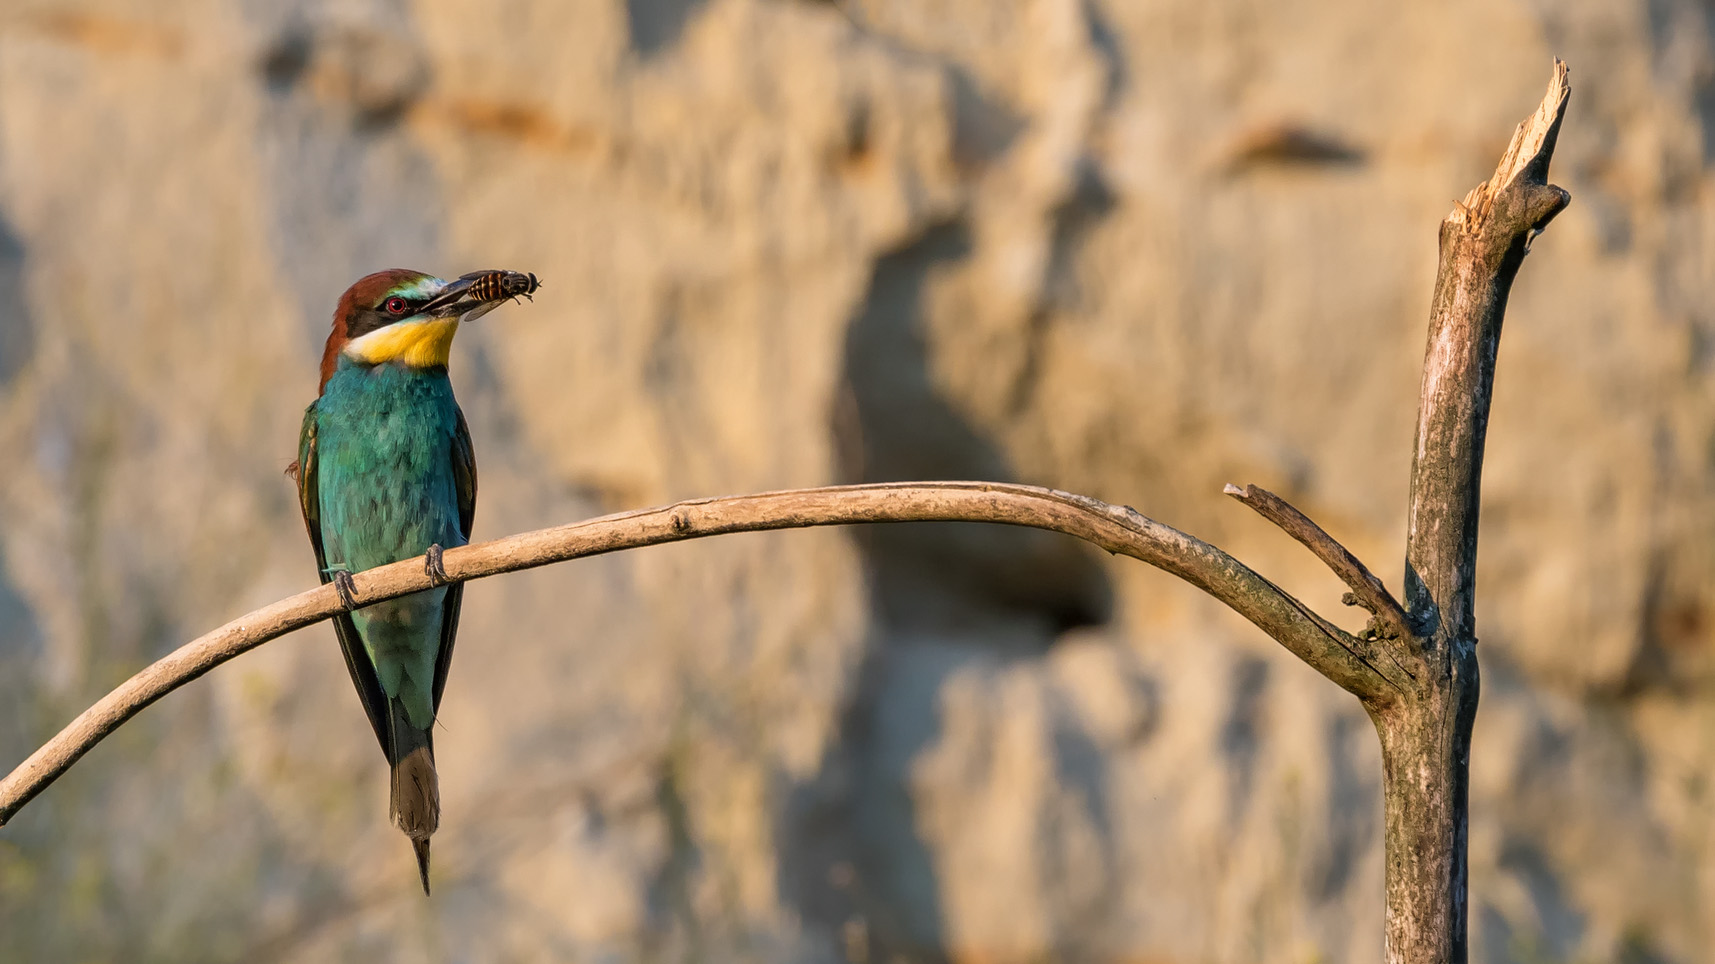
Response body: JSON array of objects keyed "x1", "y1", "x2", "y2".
[
  {"x1": 425, "y1": 544, "x2": 449, "y2": 587},
  {"x1": 331, "y1": 570, "x2": 359, "y2": 611}
]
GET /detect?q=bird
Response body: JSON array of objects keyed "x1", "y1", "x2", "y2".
[{"x1": 293, "y1": 267, "x2": 538, "y2": 894}]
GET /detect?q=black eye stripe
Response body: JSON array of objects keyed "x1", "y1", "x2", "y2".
[{"x1": 347, "y1": 307, "x2": 405, "y2": 339}]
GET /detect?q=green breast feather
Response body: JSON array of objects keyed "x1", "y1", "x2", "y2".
[{"x1": 299, "y1": 359, "x2": 475, "y2": 733}]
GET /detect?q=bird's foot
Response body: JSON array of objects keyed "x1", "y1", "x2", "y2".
[
  {"x1": 332, "y1": 570, "x2": 359, "y2": 611},
  {"x1": 425, "y1": 544, "x2": 449, "y2": 587}
]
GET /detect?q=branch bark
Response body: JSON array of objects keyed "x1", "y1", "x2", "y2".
[
  {"x1": 1, "y1": 480, "x2": 1383, "y2": 828},
  {"x1": 1381, "y1": 60, "x2": 1571, "y2": 964}
]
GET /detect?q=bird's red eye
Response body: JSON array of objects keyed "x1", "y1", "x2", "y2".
[{"x1": 384, "y1": 297, "x2": 408, "y2": 315}]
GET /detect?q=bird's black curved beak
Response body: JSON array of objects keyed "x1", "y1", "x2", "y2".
[{"x1": 423, "y1": 270, "x2": 541, "y2": 320}]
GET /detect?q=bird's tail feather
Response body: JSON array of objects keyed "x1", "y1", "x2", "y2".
[{"x1": 388, "y1": 699, "x2": 439, "y2": 895}]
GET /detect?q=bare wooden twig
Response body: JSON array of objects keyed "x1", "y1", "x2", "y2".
[
  {"x1": 0, "y1": 480, "x2": 1382, "y2": 827},
  {"x1": 1223, "y1": 483, "x2": 1411, "y2": 638}
]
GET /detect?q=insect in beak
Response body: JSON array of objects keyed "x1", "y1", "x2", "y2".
[{"x1": 422, "y1": 270, "x2": 540, "y2": 320}]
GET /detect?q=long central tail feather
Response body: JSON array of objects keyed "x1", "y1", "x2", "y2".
[{"x1": 388, "y1": 699, "x2": 439, "y2": 895}]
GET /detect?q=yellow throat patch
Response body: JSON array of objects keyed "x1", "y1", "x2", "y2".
[{"x1": 343, "y1": 318, "x2": 461, "y2": 369}]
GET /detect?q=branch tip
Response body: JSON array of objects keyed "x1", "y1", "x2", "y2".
[{"x1": 1449, "y1": 58, "x2": 1571, "y2": 231}]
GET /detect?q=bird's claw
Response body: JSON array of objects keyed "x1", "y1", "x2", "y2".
[
  {"x1": 425, "y1": 544, "x2": 449, "y2": 587},
  {"x1": 332, "y1": 570, "x2": 359, "y2": 611}
]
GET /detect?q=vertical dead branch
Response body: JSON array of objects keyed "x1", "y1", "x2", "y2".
[{"x1": 1382, "y1": 60, "x2": 1571, "y2": 964}]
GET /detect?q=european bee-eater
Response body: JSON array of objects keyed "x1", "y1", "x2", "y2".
[{"x1": 295, "y1": 267, "x2": 537, "y2": 894}]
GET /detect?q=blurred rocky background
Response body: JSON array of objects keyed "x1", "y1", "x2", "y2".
[{"x1": 0, "y1": 0, "x2": 1712, "y2": 961}]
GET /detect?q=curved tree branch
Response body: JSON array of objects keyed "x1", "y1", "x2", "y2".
[{"x1": 0, "y1": 479, "x2": 1389, "y2": 828}]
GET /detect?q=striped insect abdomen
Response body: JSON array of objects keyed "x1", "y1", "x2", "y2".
[{"x1": 466, "y1": 270, "x2": 539, "y2": 302}]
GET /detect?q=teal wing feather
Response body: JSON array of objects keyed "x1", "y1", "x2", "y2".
[
  {"x1": 431, "y1": 406, "x2": 476, "y2": 711},
  {"x1": 297, "y1": 404, "x2": 392, "y2": 757}
]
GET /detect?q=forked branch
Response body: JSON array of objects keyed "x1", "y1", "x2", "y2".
[{"x1": 1224, "y1": 483, "x2": 1411, "y2": 638}]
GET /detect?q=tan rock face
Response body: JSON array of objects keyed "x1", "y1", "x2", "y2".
[{"x1": 1, "y1": 0, "x2": 1712, "y2": 960}]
